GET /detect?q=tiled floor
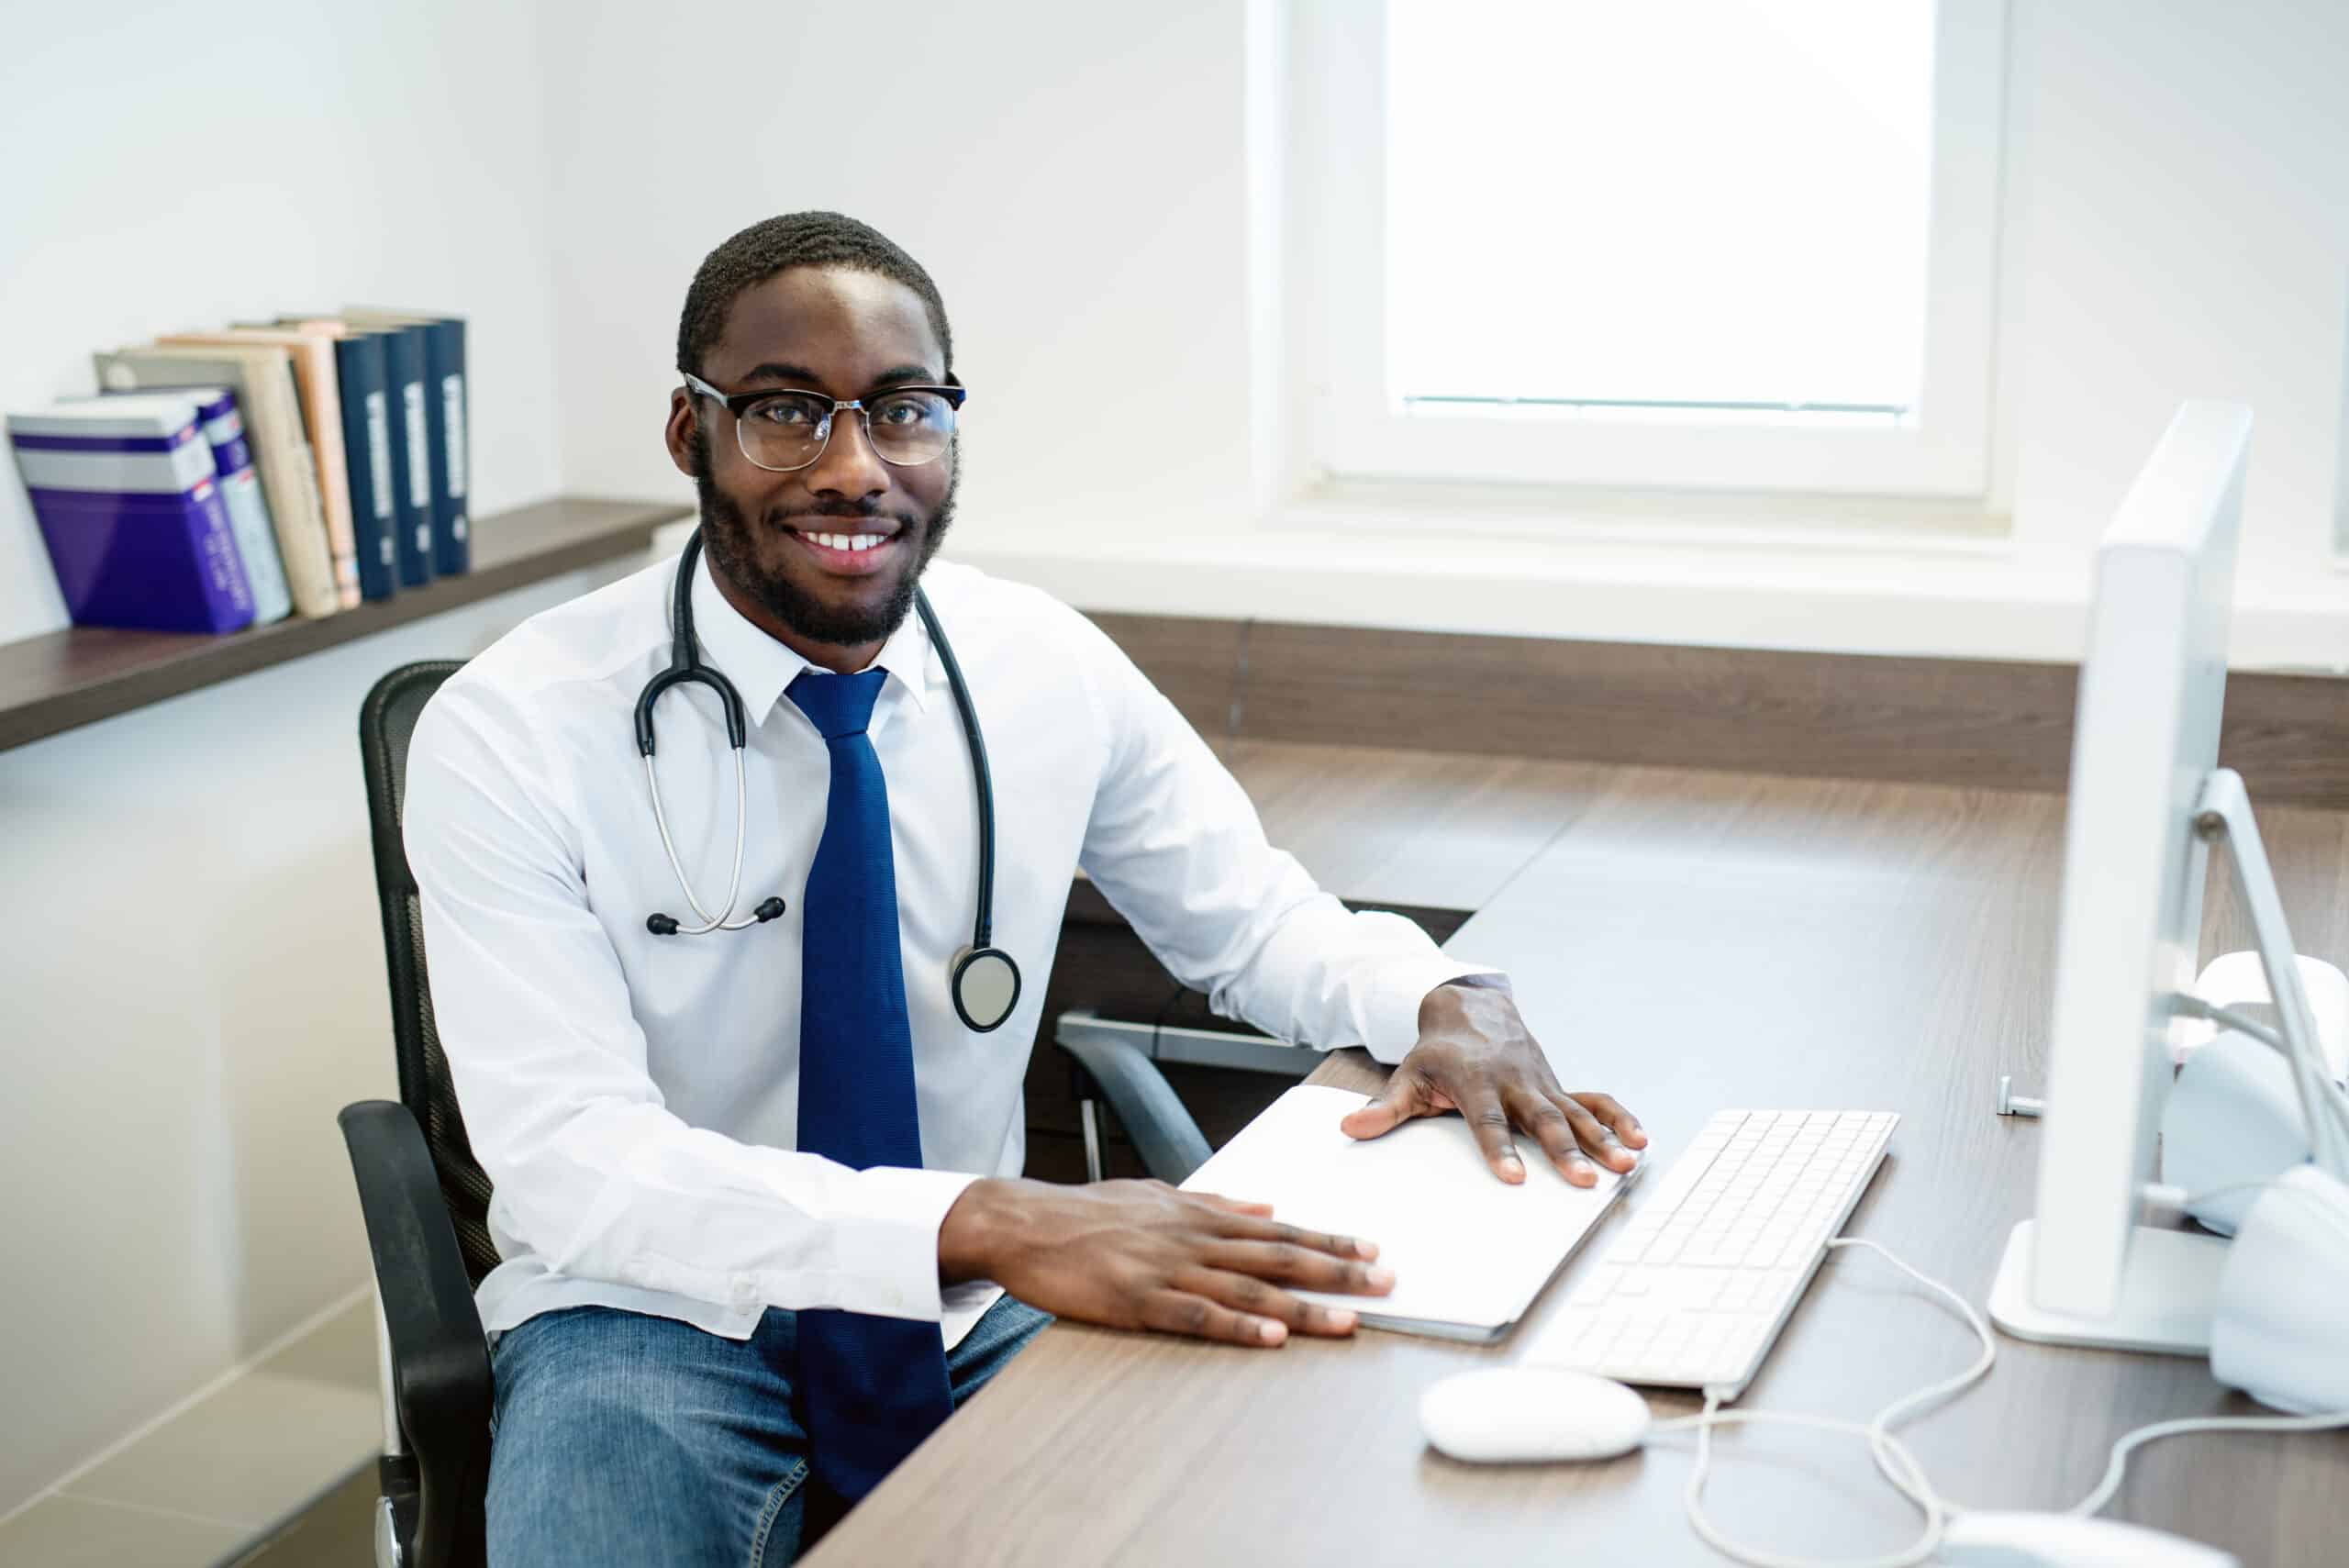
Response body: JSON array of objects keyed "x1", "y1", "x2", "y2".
[
  {"x1": 0, "y1": 1298, "x2": 379, "y2": 1568},
  {"x1": 228, "y1": 1469, "x2": 376, "y2": 1568}
]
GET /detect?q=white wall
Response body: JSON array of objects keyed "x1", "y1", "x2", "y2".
[
  {"x1": 540, "y1": 0, "x2": 2349, "y2": 670},
  {"x1": 0, "y1": 0, "x2": 568, "y2": 643},
  {"x1": 0, "y1": 565, "x2": 634, "y2": 1516},
  {"x1": 0, "y1": 0, "x2": 590, "y2": 1519},
  {"x1": 540, "y1": 1, "x2": 1261, "y2": 547}
]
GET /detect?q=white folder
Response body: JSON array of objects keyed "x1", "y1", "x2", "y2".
[{"x1": 1181, "y1": 1084, "x2": 1635, "y2": 1340}]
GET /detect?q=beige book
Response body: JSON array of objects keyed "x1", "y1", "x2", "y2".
[
  {"x1": 92, "y1": 342, "x2": 353, "y2": 615},
  {"x1": 161, "y1": 328, "x2": 360, "y2": 607}
]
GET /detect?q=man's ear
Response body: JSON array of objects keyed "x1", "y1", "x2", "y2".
[{"x1": 664, "y1": 388, "x2": 698, "y2": 478}]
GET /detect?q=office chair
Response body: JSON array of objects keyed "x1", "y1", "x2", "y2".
[
  {"x1": 342, "y1": 659, "x2": 492, "y2": 1568},
  {"x1": 339, "y1": 659, "x2": 1215, "y2": 1568}
]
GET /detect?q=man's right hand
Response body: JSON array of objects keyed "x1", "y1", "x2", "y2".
[{"x1": 938, "y1": 1176, "x2": 1394, "y2": 1346}]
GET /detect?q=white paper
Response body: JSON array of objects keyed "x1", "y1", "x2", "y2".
[{"x1": 1181, "y1": 1084, "x2": 1630, "y2": 1332}]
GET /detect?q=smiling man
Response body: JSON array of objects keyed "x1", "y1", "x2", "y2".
[{"x1": 402, "y1": 211, "x2": 1644, "y2": 1567}]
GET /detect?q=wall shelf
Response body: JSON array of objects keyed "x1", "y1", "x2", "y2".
[{"x1": 0, "y1": 495, "x2": 689, "y2": 753}]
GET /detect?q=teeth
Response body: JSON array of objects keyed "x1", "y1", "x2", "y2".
[{"x1": 807, "y1": 532, "x2": 885, "y2": 552}]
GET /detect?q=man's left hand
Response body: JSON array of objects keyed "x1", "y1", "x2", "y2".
[{"x1": 1338, "y1": 983, "x2": 1646, "y2": 1185}]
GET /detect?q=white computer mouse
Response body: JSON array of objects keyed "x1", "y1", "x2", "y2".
[
  {"x1": 1938, "y1": 1512, "x2": 2238, "y2": 1568},
  {"x1": 1419, "y1": 1366, "x2": 1652, "y2": 1462}
]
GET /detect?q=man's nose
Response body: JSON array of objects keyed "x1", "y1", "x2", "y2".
[{"x1": 801, "y1": 406, "x2": 891, "y2": 502}]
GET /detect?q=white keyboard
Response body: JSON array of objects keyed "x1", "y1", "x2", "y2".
[{"x1": 1521, "y1": 1108, "x2": 1898, "y2": 1396}]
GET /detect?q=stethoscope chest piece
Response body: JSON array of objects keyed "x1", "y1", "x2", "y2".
[{"x1": 951, "y1": 945, "x2": 1022, "y2": 1033}]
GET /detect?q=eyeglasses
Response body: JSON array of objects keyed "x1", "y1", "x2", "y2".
[{"x1": 680, "y1": 370, "x2": 966, "y2": 473}]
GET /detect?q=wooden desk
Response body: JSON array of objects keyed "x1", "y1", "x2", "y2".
[{"x1": 808, "y1": 759, "x2": 2349, "y2": 1566}]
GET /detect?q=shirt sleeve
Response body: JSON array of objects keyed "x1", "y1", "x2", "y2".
[
  {"x1": 1070, "y1": 619, "x2": 1507, "y2": 1065},
  {"x1": 402, "y1": 676, "x2": 974, "y2": 1324}
]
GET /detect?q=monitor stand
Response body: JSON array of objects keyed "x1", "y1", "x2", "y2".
[
  {"x1": 1988, "y1": 1218, "x2": 2225, "y2": 1352},
  {"x1": 1990, "y1": 767, "x2": 2329, "y2": 1353}
]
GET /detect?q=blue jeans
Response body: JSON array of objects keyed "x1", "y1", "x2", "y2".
[{"x1": 485, "y1": 1294, "x2": 1051, "y2": 1567}]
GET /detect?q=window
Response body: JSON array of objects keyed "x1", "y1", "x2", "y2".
[{"x1": 1292, "y1": 0, "x2": 2007, "y2": 497}]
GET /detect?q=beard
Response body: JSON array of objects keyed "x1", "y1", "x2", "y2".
[{"x1": 689, "y1": 423, "x2": 958, "y2": 648}]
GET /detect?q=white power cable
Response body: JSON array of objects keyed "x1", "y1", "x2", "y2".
[
  {"x1": 2066, "y1": 1407, "x2": 2349, "y2": 1519},
  {"x1": 1641, "y1": 1224, "x2": 2349, "y2": 1567}
]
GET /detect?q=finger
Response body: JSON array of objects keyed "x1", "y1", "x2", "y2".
[
  {"x1": 1339, "y1": 1066, "x2": 1433, "y2": 1140},
  {"x1": 1186, "y1": 1190, "x2": 1278, "y2": 1218},
  {"x1": 1457, "y1": 1086, "x2": 1527, "y2": 1183},
  {"x1": 1507, "y1": 1085, "x2": 1601, "y2": 1186},
  {"x1": 1175, "y1": 1267, "x2": 1361, "y2": 1338},
  {"x1": 1213, "y1": 1212, "x2": 1382, "y2": 1263},
  {"x1": 1140, "y1": 1288, "x2": 1291, "y2": 1347},
  {"x1": 1573, "y1": 1091, "x2": 1648, "y2": 1149},
  {"x1": 1553, "y1": 1093, "x2": 1640, "y2": 1173},
  {"x1": 1199, "y1": 1239, "x2": 1397, "y2": 1297}
]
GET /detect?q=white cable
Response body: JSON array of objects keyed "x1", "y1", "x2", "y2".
[
  {"x1": 2066, "y1": 1407, "x2": 2349, "y2": 1518},
  {"x1": 1640, "y1": 1227, "x2": 2349, "y2": 1565},
  {"x1": 1665, "y1": 1391, "x2": 1951, "y2": 1568}
]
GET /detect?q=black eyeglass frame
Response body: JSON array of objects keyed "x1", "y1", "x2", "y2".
[{"x1": 678, "y1": 369, "x2": 968, "y2": 473}]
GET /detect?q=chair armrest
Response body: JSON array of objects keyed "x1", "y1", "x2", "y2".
[
  {"x1": 1052, "y1": 1011, "x2": 1215, "y2": 1184},
  {"x1": 339, "y1": 1099, "x2": 492, "y2": 1568}
]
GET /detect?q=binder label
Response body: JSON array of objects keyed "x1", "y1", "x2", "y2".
[
  {"x1": 404, "y1": 382, "x2": 431, "y2": 510},
  {"x1": 442, "y1": 375, "x2": 467, "y2": 498},
  {"x1": 364, "y1": 391, "x2": 394, "y2": 520}
]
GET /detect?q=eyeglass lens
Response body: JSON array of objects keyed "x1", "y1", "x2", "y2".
[{"x1": 735, "y1": 391, "x2": 956, "y2": 472}]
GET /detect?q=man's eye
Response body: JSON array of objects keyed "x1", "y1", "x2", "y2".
[
  {"x1": 874, "y1": 399, "x2": 928, "y2": 427},
  {"x1": 751, "y1": 400, "x2": 818, "y2": 427}
]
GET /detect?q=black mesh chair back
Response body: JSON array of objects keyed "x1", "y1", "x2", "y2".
[{"x1": 359, "y1": 661, "x2": 502, "y2": 1286}]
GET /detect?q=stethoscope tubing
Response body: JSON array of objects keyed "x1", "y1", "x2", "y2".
[
  {"x1": 643, "y1": 746, "x2": 760, "y2": 933},
  {"x1": 915, "y1": 590, "x2": 996, "y2": 949},
  {"x1": 637, "y1": 528, "x2": 1019, "y2": 1029}
]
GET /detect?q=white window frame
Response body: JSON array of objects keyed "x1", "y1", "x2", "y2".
[{"x1": 1290, "y1": 0, "x2": 2009, "y2": 499}]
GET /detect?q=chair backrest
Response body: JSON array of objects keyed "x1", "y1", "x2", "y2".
[{"x1": 359, "y1": 661, "x2": 503, "y2": 1286}]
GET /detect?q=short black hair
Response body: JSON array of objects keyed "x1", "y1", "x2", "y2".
[{"x1": 675, "y1": 211, "x2": 954, "y2": 382}]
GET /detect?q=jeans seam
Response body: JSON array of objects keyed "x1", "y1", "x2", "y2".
[{"x1": 747, "y1": 1457, "x2": 810, "y2": 1568}]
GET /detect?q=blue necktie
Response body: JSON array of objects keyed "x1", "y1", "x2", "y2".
[{"x1": 787, "y1": 668, "x2": 953, "y2": 1501}]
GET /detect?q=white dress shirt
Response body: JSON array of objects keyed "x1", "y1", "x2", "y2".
[{"x1": 403, "y1": 549, "x2": 1498, "y2": 1350}]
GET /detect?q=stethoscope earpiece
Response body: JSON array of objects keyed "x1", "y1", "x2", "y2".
[
  {"x1": 640, "y1": 528, "x2": 1023, "y2": 1031},
  {"x1": 648, "y1": 896, "x2": 784, "y2": 938}
]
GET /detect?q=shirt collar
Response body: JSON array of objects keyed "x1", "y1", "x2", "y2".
[{"x1": 685, "y1": 547, "x2": 934, "y2": 729}]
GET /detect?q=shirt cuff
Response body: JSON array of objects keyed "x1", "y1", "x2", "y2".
[
  {"x1": 690, "y1": 1164, "x2": 972, "y2": 1324},
  {"x1": 829, "y1": 1165, "x2": 980, "y2": 1322},
  {"x1": 1361, "y1": 958, "x2": 1512, "y2": 1065}
]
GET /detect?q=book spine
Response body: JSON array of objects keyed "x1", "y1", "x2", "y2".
[
  {"x1": 393, "y1": 353, "x2": 434, "y2": 587},
  {"x1": 196, "y1": 396, "x2": 293, "y2": 623},
  {"x1": 189, "y1": 478, "x2": 258, "y2": 630},
  {"x1": 434, "y1": 320, "x2": 469, "y2": 574},
  {"x1": 294, "y1": 343, "x2": 363, "y2": 609},
  {"x1": 334, "y1": 335, "x2": 397, "y2": 602}
]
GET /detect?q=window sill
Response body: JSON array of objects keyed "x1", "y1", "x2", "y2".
[
  {"x1": 1278, "y1": 476, "x2": 2012, "y2": 557},
  {"x1": 952, "y1": 507, "x2": 2349, "y2": 676}
]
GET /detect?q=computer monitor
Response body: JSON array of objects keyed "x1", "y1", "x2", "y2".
[{"x1": 1987, "y1": 400, "x2": 2278, "y2": 1353}]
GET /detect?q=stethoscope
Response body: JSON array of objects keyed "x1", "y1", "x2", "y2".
[{"x1": 632, "y1": 528, "x2": 1023, "y2": 1033}]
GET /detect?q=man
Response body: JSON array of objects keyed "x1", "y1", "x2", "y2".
[{"x1": 405, "y1": 211, "x2": 1644, "y2": 1567}]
